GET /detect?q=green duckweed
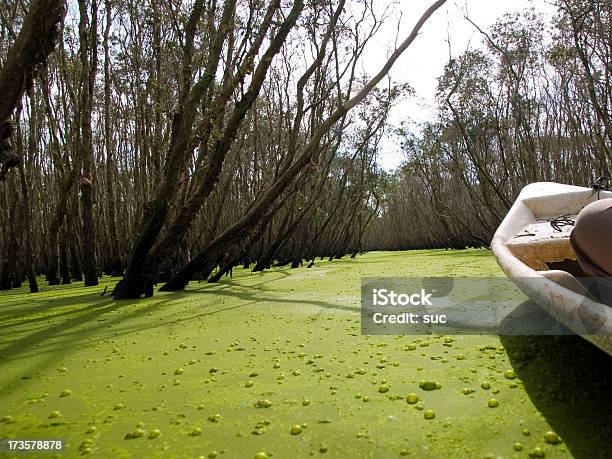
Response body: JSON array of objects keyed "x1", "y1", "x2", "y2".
[
  {"x1": 543, "y1": 431, "x2": 561, "y2": 445},
  {"x1": 418, "y1": 380, "x2": 438, "y2": 391}
]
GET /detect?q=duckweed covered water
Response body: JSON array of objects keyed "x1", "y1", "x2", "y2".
[{"x1": 0, "y1": 249, "x2": 610, "y2": 458}]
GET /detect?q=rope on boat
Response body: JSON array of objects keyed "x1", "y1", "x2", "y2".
[{"x1": 548, "y1": 215, "x2": 575, "y2": 232}]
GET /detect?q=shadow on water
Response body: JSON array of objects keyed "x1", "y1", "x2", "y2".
[{"x1": 501, "y1": 314, "x2": 612, "y2": 459}]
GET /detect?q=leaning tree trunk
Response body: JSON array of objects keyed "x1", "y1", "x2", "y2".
[
  {"x1": 161, "y1": 0, "x2": 448, "y2": 291},
  {"x1": 112, "y1": 0, "x2": 225, "y2": 299},
  {"x1": 147, "y1": 0, "x2": 302, "y2": 270},
  {"x1": 0, "y1": 0, "x2": 66, "y2": 180}
]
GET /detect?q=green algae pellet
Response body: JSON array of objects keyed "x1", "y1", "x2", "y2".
[
  {"x1": 419, "y1": 380, "x2": 438, "y2": 391},
  {"x1": 209, "y1": 368, "x2": 218, "y2": 373},
  {"x1": 480, "y1": 382, "x2": 491, "y2": 390},
  {"x1": 114, "y1": 403, "x2": 124, "y2": 410},
  {"x1": 400, "y1": 449, "x2": 410, "y2": 456},
  {"x1": 462, "y1": 388, "x2": 474, "y2": 395},
  {"x1": 423, "y1": 410, "x2": 436, "y2": 420},
  {"x1": 49, "y1": 410, "x2": 60, "y2": 419},
  {"x1": 189, "y1": 359, "x2": 197, "y2": 365},
  {"x1": 208, "y1": 451, "x2": 218, "y2": 458},
  {"x1": 406, "y1": 344, "x2": 416, "y2": 350},
  {"x1": 290, "y1": 425, "x2": 303, "y2": 435},
  {"x1": 273, "y1": 363, "x2": 281, "y2": 369},
  {"x1": 86, "y1": 426, "x2": 97, "y2": 434},
  {"x1": 60, "y1": 389, "x2": 72, "y2": 397},
  {"x1": 125, "y1": 428, "x2": 145, "y2": 439},
  {"x1": 406, "y1": 393, "x2": 419, "y2": 404},
  {"x1": 149, "y1": 429, "x2": 161, "y2": 439},
  {"x1": 189, "y1": 427, "x2": 203, "y2": 436},
  {"x1": 208, "y1": 414, "x2": 221, "y2": 422},
  {"x1": 544, "y1": 431, "x2": 560, "y2": 445},
  {"x1": 378, "y1": 384, "x2": 390, "y2": 393},
  {"x1": 487, "y1": 399, "x2": 499, "y2": 408},
  {"x1": 529, "y1": 446, "x2": 545, "y2": 458},
  {"x1": 504, "y1": 369, "x2": 516, "y2": 379},
  {"x1": 513, "y1": 442, "x2": 524, "y2": 451},
  {"x1": 456, "y1": 354, "x2": 466, "y2": 360},
  {"x1": 1, "y1": 415, "x2": 14, "y2": 423},
  {"x1": 254, "y1": 453, "x2": 268, "y2": 459},
  {"x1": 174, "y1": 368, "x2": 184, "y2": 375},
  {"x1": 302, "y1": 399, "x2": 310, "y2": 406},
  {"x1": 362, "y1": 396, "x2": 370, "y2": 402},
  {"x1": 245, "y1": 380, "x2": 254, "y2": 388},
  {"x1": 522, "y1": 428, "x2": 531, "y2": 436}
]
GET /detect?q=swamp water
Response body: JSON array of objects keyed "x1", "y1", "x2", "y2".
[{"x1": 0, "y1": 250, "x2": 610, "y2": 458}]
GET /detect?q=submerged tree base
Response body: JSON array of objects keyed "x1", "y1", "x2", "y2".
[{"x1": 0, "y1": 250, "x2": 609, "y2": 458}]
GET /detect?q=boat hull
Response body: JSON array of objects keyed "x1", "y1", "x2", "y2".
[{"x1": 491, "y1": 182, "x2": 612, "y2": 356}]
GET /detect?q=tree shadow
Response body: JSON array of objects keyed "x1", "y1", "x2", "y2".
[
  {"x1": 501, "y1": 331, "x2": 612, "y2": 459},
  {"x1": 177, "y1": 284, "x2": 359, "y2": 313},
  {"x1": 0, "y1": 292, "x2": 181, "y2": 397},
  {"x1": 0, "y1": 291, "x2": 113, "y2": 324}
]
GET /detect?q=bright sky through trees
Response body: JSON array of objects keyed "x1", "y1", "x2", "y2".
[{"x1": 368, "y1": 0, "x2": 557, "y2": 169}]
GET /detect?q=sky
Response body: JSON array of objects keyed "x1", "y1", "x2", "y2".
[{"x1": 362, "y1": 0, "x2": 558, "y2": 170}]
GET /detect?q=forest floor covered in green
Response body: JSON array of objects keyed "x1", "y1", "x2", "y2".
[{"x1": 0, "y1": 250, "x2": 610, "y2": 458}]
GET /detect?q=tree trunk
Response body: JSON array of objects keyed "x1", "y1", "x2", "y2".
[
  {"x1": 19, "y1": 164, "x2": 38, "y2": 293},
  {"x1": 78, "y1": 0, "x2": 99, "y2": 286},
  {"x1": 148, "y1": 0, "x2": 302, "y2": 268},
  {"x1": 0, "y1": 0, "x2": 66, "y2": 180},
  {"x1": 59, "y1": 233, "x2": 71, "y2": 284},
  {"x1": 70, "y1": 242, "x2": 83, "y2": 281},
  {"x1": 103, "y1": 0, "x2": 122, "y2": 276},
  {"x1": 161, "y1": 0, "x2": 448, "y2": 291},
  {"x1": 113, "y1": 0, "x2": 225, "y2": 299}
]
